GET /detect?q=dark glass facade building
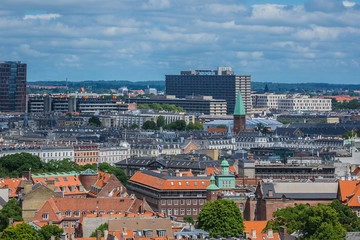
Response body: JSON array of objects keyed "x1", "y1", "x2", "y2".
[
  {"x1": 0, "y1": 61, "x2": 27, "y2": 113},
  {"x1": 165, "y1": 67, "x2": 251, "y2": 114}
]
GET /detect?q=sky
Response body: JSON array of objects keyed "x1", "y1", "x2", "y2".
[{"x1": 1, "y1": 0, "x2": 360, "y2": 84}]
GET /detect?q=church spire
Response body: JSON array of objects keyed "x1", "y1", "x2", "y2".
[{"x1": 234, "y1": 90, "x2": 245, "y2": 115}]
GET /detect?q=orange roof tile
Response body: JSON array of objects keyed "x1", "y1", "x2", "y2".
[
  {"x1": 338, "y1": 181, "x2": 359, "y2": 203},
  {"x1": 244, "y1": 221, "x2": 280, "y2": 240},
  {"x1": 206, "y1": 166, "x2": 238, "y2": 176},
  {"x1": 0, "y1": 177, "x2": 25, "y2": 198},
  {"x1": 130, "y1": 171, "x2": 210, "y2": 190},
  {"x1": 32, "y1": 173, "x2": 86, "y2": 196},
  {"x1": 206, "y1": 128, "x2": 227, "y2": 133}
]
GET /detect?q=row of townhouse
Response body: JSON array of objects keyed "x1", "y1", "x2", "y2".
[{"x1": 0, "y1": 143, "x2": 130, "y2": 166}]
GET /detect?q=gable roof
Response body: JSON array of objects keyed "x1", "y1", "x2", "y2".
[
  {"x1": 339, "y1": 181, "x2": 360, "y2": 206},
  {"x1": 0, "y1": 177, "x2": 25, "y2": 198}
]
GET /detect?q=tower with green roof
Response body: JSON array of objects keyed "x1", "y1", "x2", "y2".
[
  {"x1": 216, "y1": 159, "x2": 235, "y2": 189},
  {"x1": 233, "y1": 90, "x2": 246, "y2": 134}
]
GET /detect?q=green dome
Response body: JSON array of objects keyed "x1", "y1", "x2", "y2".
[
  {"x1": 220, "y1": 159, "x2": 229, "y2": 167},
  {"x1": 210, "y1": 175, "x2": 215, "y2": 181}
]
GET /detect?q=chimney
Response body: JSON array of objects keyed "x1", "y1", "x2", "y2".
[
  {"x1": 190, "y1": 224, "x2": 195, "y2": 232},
  {"x1": 243, "y1": 232, "x2": 249, "y2": 239},
  {"x1": 104, "y1": 230, "x2": 108, "y2": 239},
  {"x1": 268, "y1": 190, "x2": 273, "y2": 198},
  {"x1": 49, "y1": 219, "x2": 53, "y2": 225},
  {"x1": 97, "y1": 230, "x2": 102, "y2": 240},
  {"x1": 22, "y1": 171, "x2": 31, "y2": 180},
  {"x1": 24, "y1": 180, "x2": 33, "y2": 194},
  {"x1": 280, "y1": 226, "x2": 287, "y2": 236},
  {"x1": 251, "y1": 229, "x2": 256, "y2": 238},
  {"x1": 46, "y1": 180, "x2": 56, "y2": 191},
  {"x1": 123, "y1": 227, "x2": 127, "y2": 233},
  {"x1": 266, "y1": 229, "x2": 273, "y2": 238}
]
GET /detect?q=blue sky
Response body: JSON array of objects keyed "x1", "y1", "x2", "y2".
[{"x1": 1, "y1": 0, "x2": 360, "y2": 84}]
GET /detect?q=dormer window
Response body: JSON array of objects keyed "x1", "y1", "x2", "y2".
[
  {"x1": 66, "y1": 211, "x2": 71, "y2": 217},
  {"x1": 42, "y1": 212, "x2": 49, "y2": 220}
]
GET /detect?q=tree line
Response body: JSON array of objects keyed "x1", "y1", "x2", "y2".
[
  {"x1": 0, "y1": 153, "x2": 128, "y2": 185},
  {"x1": 137, "y1": 103, "x2": 185, "y2": 112}
]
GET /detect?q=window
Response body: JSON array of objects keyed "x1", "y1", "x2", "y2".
[
  {"x1": 193, "y1": 208, "x2": 197, "y2": 215},
  {"x1": 74, "y1": 211, "x2": 80, "y2": 217},
  {"x1": 201, "y1": 181, "x2": 205, "y2": 186},
  {"x1": 167, "y1": 209, "x2": 172, "y2": 216},
  {"x1": 186, "y1": 181, "x2": 189, "y2": 186},
  {"x1": 63, "y1": 221, "x2": 69, "y2": 228},
  {"x1": 144, "y1": 230, "x2": 153, "y2": 238},
  {"x1": 178, "y1": 181, "x2": 182, "y2": 186},
  {"x1": 171, "y1": 181, "x2": 174, "y2": 186},
  {"x1": 66, "y1": 211, "x2": 71, "y2": 217},
  {"x1": 56, "y1": 211, "x2": 61, "y2": 218},
  {"x1": 116, "y1": 210, "x2": 122, "y2": 214},
  {"x1": 193, "y1": 200, "x2": 197, "y2": 205},
  {"x1": 174, "y1": 200, "x2": 178, "y2": 205},
  {"x1": 180, "y1": 209, "x2": 185, "y2": 215},
  {"x1": 161, "y1": 209, "x2": 166, "y2": 215},
  {"x1": 180, "y1": 200, "x2": 185, "y2": 205},
  {"x1": 167, "y1": 200, "x2": 172, "y2": 205},
  {"x1": 199, "y1": 199, "x2": 204, "y2": 205},
  {"x1": 42, "y1": 212, "x2": 49, "y2": 220},
  {"x1": 194, "y1": 182, "x2": 197, "y2": 186},
  {"x1": 108, "y1": 211, "x2": 114, "y2": 214},
  {"x1": 186, "y1": 209, "x2": 191, "y2": 215},
  {"x1": 99, "y1": 211, "x2": 105, "y2": 215},
  {"x1": 186, "y1": 200, "x2": 191, "y2": 205},
  {"x1": 157, "y1": 230, "x2": 166, "y2": 237},
  {"x1": 71, "y1": 221, "x2": 76, "y2": 228},
  {"x1": 161, "y1": 200, "x2": 166, "y2": 205},
  {"x1": 174, "y1": 208, "x2": 178, "y2": 215},
  {"x1": 82, "y1": 211, "x2": 87, "y2": 215}
]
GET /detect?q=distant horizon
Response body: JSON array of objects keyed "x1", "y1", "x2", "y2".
[{"x1": 2, "y1": 0, "x2": 359, "y2": 84}]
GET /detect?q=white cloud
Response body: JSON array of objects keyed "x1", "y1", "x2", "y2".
[
  {"x1": 142, "y1": 0, "x2": 170, "y2": 9},
  {"x1": 64, "y1": 55, "x2": 79, "y2": 62},
  {"x1": 343, "y1": 1, "x2": 356, "y2": 7},
  {"x1": 19, "y1": 44, "x2": 48, "y2": 57},
  {"x1": 23, "y1": 13, "x2": 61, "y2": 20},
  {"x1": 237, "y1": 51, "x2": 264, "y2": 59}
]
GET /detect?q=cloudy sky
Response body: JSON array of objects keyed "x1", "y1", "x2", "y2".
[{"x1": 1, "y1": 0, "x2": 360, "y2": 84}]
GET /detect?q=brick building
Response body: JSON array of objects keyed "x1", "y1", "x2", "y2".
[{"x1": 127, "y1": 170, "x2": 210, "y2": 219}]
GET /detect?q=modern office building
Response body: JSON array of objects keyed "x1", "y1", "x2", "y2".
[
  {"x1": 0, "y1": 61, "x2": 27, "y2": 113},
  {"x1": 130, "y1": 95, "x2": 227, "y2": 115},
  {"x1": 166, "y1": 67, "x2": 251, "y2": 115},
  {"x1": 252, "y1": 93, "x2": 287, "y2": 109}
]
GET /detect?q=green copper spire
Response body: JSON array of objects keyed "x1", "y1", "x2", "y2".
[
  {"x1": 206, "y1": 175, "x2": 220, "y2": 190},
  {"x1": 233, "y1": 90, "x2": 245, "y2": 115}
]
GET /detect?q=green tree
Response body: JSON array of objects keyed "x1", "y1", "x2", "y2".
[
  {"x1": 0, "y1": 199, "x2": 23, "y2": 231},
  {"x1": 142, "y1": 120, "x2": 158, "y2": 130},
  {"x1": 184, "y1": 216, "x2": 195, "y2": 225},
  {"x1": 129, "y1": 123, "x2": 139, "y2": 129},
  {"x1": 156, "y1": 116, "x2": 166, "y2": 128},
  {"x1": 194, "y1": 121, "x2": 204, "y2": 130},
  {"x1": 186, "y1": 122, "x2": 195, "y2": 131},
  {"x1": 265, "y1": 203, "x2": 347, "y2": 240},
  {"x1": 216, "y1": 125, "x2": 228, "y2": 129},
  {"x1": 197, "y1": 199, "x2": 245, "y2": 237},
  {"x1": 38, "y1": 224, "x2": 64, "y2": 240},
  {"x1": 137, "y1": 104, "x2": 150, "y2": 109},
  {"x1": 41, "y1": 159, "x2": 78, "y2": 173},
  {"x1": 166, "y1": 120, "x2": 186, "y2": 131},
  {"x1": 342, "y1": 131, "x2": 356, "y2": 139},
  {"x1": 329, "y1": 200, "x2": 360, "y2": 232},
  {"x1": 88, "y1": 116, "x2": 101, "y2": 127},
  {"x1": 0, "y1": 153, "x2": 44, "y2": 178},
  {"x1": 90, "y1": 223, "x2": 108, "y2": 237},
  {"x1": 299, "y1": 204, "x2": 346, "y2": 240},
  {"x1": 151, "y1": 103, "x2": 163, "y2": 111},
  {"x1": 0, "y1": 223, "x2": 39, "y2": 240}
]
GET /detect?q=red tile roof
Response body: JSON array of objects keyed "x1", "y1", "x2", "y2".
[
  {"x1": 206, "y1": 128, "x2": 227, "y2": 133},
  {"x1": 205, "y1": 166, "x2": 238, "y2": 176},
  {"x1": 130, "y1": 171, "x2": 210, "y2": 190},
  {"x1": 244, "y1": 221, "x2": 281, "y2": 240},
  {"x1": 339, "y1": 180, "x2": 360, "y2": 206},
  {"x1": 0, "y1": 177, "x2": 25, "y2": 198},
  {"x1": 32, "y1": 173, "x2": 86, "y2": 196}
]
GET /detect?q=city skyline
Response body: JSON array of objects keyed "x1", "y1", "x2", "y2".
[{"x1": 1, "y1": 0, "x2": 360, "y2": 83}]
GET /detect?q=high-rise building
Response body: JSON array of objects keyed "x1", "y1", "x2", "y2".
[
  {"x1": 165, "y1": 67, "x2": 251, "y2": 114},
  {"x1": 0, "y1": 61, "x2": 27, "y2": 113}
]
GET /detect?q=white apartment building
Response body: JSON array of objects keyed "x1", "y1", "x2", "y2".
[
  {"x1": 278, "y1": 95, "x2": 332, "y2": 112},
  {"x1": 0, "y1": 146, "x2": 75, "y2": 163},
  {"x1": 252, "y1": 94, "x2": 287, "y2": 109},
  {"x1": 99, "y1": 143, "x2": 131, "y2": 166}
]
